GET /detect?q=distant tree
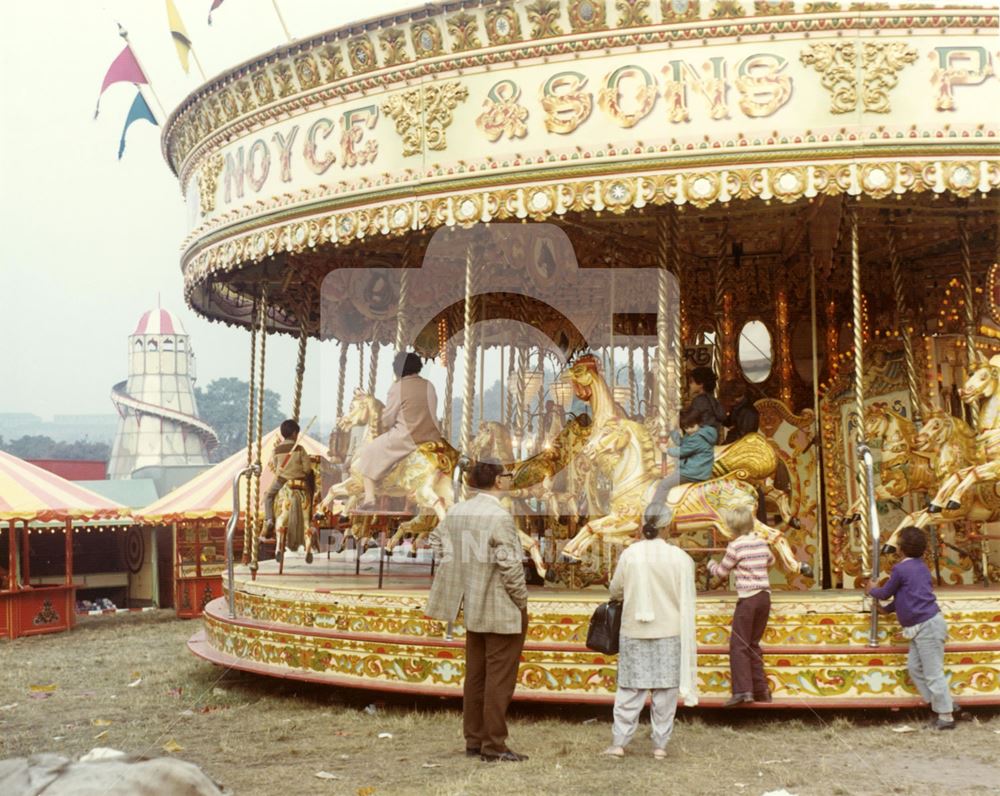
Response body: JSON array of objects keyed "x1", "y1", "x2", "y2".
[
  {"x1": 0, "y1": 435, "x2": 110, "y2": 461},
  {"x1": 196, "y1": 377, "x2": 284, "y2": 462}
]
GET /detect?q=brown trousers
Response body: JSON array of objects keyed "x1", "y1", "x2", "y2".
[
  {"x1": 463, "y1": 614, "x2": 527, "y2": 756},
  {"x1": 729, "y1": 590, "x2": 771, "y2": 696}
]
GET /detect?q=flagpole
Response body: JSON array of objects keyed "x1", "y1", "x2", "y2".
[
  {"x1": 271, "y1": 0, "x2": 293, "y2": 42},
  {"x1": 190, "y1": 47, "x2": 208, "y2": 82},
  {"x1": 117, "y1": 22, "x2": 166, "y2": 120}
]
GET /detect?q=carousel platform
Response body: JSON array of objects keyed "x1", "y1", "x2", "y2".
[{"x1": 190, "y1": 551, "x2": 1000, "y2": 708}]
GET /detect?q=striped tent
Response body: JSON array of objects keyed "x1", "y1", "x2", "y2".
[
  {"x1": 135, "y1": 429, "x2": 328, "y2": 524},
  {"x1": 0, "y1": 450, "x2": 127, "y2": 522}
]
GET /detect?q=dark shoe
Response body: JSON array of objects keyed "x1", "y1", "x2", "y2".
[
  {"x1": 465, "y1": 747, "x2": 481, "y2": 757},
  {"x1": 305, "y1": 549, "x2": 313, "y2": 564},
  {"x1": 927, "y1": 503, "x2": 943, "y2": 514},
  {"x1": 931, "y1": 717, "x2": 956, "y2": 730},
  {"x1": 723, "y1": 693, "x2": 753, "y2": 707},
  {"x1": 481, "y1": 750, "x2": 528, "y2": 762},
  {"x1": 799, "y1": 563, "x2": 813, "y2": 579},
  {"x1": 753, "y1": 691, "x2": 773, "y2": 703},
  {"x1": 945, "y1": 500, "x2": 961, "y2": 511},
  {"x1": 544, "y1": 567, "x2": 560, "y2": 583}
]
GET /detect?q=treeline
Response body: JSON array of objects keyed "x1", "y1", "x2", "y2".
[{"x1": 0, "y1": 435, "x2": 111, "y2": 461}]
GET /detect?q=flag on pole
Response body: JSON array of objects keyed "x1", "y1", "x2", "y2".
[
  {"x1": 166, "y1": 0, "x2": 193, "y2": 73},
  {"x1": 95, "y1": 45, "x2": 147, "y2": 119},
  {"x1": 208, "y1": 0, "x2": 225, "y2": 24},
  {"x1": 118, "y1": 91, "x2": 158, "y2": 159}
]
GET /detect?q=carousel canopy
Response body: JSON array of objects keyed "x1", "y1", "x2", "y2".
[
  {"x1": 134, "y1": 428, "x2": 326, "y2": 524},
  {"x1": 0, "y1": 450, "x2": 128, "y2": 523}
]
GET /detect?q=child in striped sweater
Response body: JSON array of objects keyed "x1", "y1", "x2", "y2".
[{"x1": 708, "y1": 506, "x2": 774, "y2": 707}]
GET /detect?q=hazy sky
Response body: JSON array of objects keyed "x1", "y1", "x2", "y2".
[{"x1": 0, "y1": 0, "x2": 421, "y2": 422}]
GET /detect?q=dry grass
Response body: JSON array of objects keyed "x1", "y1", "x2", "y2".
[{"x1": 2, "y1": 611, "x2": 999, "y2": 796}]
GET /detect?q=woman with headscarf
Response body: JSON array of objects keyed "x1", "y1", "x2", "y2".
[
  {"x1": 602, "y1": 508, "x2": 698, "y2": 759},
  {"x1": 355, "y1": 352, "x2": 443, "y2": 511}
]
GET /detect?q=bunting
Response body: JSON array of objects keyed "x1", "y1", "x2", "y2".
[
  {"x1": 118, "y1": 91, "x2": 158, "y2": 159},
  {"x1": 208, "y1": 0, "x2": 226, "y2": 24},
  {"x1": 166, "y1": 0, "x2": 192, "y2": 73},
  {"x1": 94, "y1": 45, "x2": 147, "y2": 119}
]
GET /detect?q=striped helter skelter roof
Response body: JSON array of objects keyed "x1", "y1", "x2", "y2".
[
  {"x1": 0, "y1": 450, "x2": 128, "y2": 522},
  {"x1": 133, "y1": 308, "x2": 187, "y2": 337}
]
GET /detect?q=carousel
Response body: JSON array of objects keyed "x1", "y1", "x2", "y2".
[{"x1": 161, "y1": 0, "x2": 1000, "y2": 706}]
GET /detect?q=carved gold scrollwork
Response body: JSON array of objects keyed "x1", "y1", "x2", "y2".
[
  {"x1": 861, "y1": 41, "x2": 917, "y2": 113},
  {"x1": 755, "y1": 0, "x2": 794, "y2": 12},
  {"x1": 382, "y1": 82, "x2": 470, "y2": 157},
  {"x1": 271, "y1": 63, "x2": 296, "y2": 98},
  {"x1": 527, "y1": 0, "x2": 564, "y2": 37},
  {"x1": 347, "y1": 36, "x2": 376, "y2": 73},
  {"x1": 800, "y1": 42, "x2": 858, "y2": 113},
  {"x1": 447, "y1": 12, "x2": 482, "y2": 51},
  {"x1": 294, "y1": 55, "x2": 320, "y2": 90},
  {"x1": 412, "y1": 22, "x2": 445, "y2": 58},
  {"x1": 197, "y1": 155, "x2": 224, "y2": 216},
  {"x1": 317, "y1": 45, "x2": 346, "y2": 82},
  {"x1": 711, "y1": 0, "x2": 745, "y2": 18},
  {"x1": 616, "y1": 0, "x2": 651, "y2": 26},
  {"x1": 379, "y1": 29, "x2": 408, "y2": 67}
]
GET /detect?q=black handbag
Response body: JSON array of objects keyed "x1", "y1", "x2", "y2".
[{"x1": 585, "y1": 599, "x2": 623, "y2": 654}]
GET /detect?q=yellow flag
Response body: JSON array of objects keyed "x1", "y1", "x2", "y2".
[{"x1": 166, "y1": 0, "x2": 191, "y2": 73}]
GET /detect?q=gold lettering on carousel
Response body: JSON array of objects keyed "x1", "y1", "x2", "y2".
[
  {"x1": 476, "y1": 80, "x2": 529, "y2": 141},
  {"x1": 246, "y1": 139, "x2": 270, "y2": 192},
  {"x1": 735, "y1": 53, "x2": 792, "y2": 117},
  {"x1": 340, "y1": 106, "x2": 379, "y2": 168},
  {"x1": 931, "y1": 47, "x2": 994, "y2": 111},
  {"x1": 598, "y1": 65, "x2": 657, "y2": 128},
  {"x1": 271, "y1": 127, "x2": 298, "y2": 183},
  {"x1": 662, "y1": 57, "x2": 730, "y2": 123},
  {"x1": 223, "y1": 147, "x2": 245, "y2": 203},
  {"x1": 541, "y1": 72, "x2": 593, "y2": 134},
  {"x1": 304, "y1": 118, "x2": 336, "y2": 175}
]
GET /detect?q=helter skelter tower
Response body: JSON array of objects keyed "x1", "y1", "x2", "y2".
[{"x1": 108, "y1": 307, "x2": 218, "y2": 479}]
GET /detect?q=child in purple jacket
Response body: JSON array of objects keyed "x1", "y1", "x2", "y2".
[{"x1": 865, "y1": 526, "x2": 955, "y2": 730}]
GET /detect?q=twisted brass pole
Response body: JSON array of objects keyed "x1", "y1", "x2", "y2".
[
  {"x1": 889, "y1": 226, "x2": 922, "y2": 426},
  {"x1": 627, "y1": 346, "x2": 636, "y2": 416},
  {"x1": 367, "y1": 338, "x2": 380, "y2": 397},
  {"x1": 335, "y1": 343, "x2": 349, "y2": 419},
  {"x1": 250, "y1": 288, "x2": 269, "y2": 576},
  {"x1": 670, "y1": 208, "x2": 683, "y2": 425},
  {"x1": 357, "y1": 342, "x2": 365, "y2": 395},
  {"x1": 459, "y1": 249, "x2": 477, "y2": 496},
  {"x1": 443, "y1": 347, "x2": 456, "y2": 443},
  {"x1": 291, "y1": 323, "x2": 307, "y2": 423},
  {"x1": 960, "y1": 215, "x2": 979, "y2": 430},
  {"x1": 395, "y1": 237, "x2": 411, "y2": 351},
  {"x1": 515, "y1": 347, "x2": 527, "y2": 459},
  {"x1": 656, "y1": 213, "x2": 671, "y2": 447},
  {"x1": 850, "y1": 207, "x2": 870, "y2": 574},
  {"x1": 242, "y1": 295, "x2": 259, "y2": 564}
]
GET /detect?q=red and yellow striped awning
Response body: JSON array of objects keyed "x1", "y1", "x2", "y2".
[
  {"x1": 135, "y1": 428, "x2": 328, "y2": 524},
  {"x1": 0, "y1": 450, "x2": 127, "y2": 522}
]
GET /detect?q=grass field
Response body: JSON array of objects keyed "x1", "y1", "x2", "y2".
[{"x1": 2, "y1": 611, "x2": 999, "y2": 796}]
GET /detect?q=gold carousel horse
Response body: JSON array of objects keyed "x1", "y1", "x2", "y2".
[
  {"x1": 318, "y1": 390, "x2": 459, "y2": 555},
  {"x1": 882, "y1": 356, "x2": 1000, "y2": 574}
]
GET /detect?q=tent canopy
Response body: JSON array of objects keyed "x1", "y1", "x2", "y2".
[
  {"x1": 135, "y1": 428, "x2": 328, "y2": 524},
  {"x1": 0, "y1": 450, "x2": 127, "y2": 523}
]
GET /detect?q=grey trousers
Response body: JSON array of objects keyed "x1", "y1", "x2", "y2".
[
  {"x1": 611, "y1": 687, "x2": 679, "y2": 750},
  {"x1": 907, "y1": 612, "x2": 953, "y2": 715}
]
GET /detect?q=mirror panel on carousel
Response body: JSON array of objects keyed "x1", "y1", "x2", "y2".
[{"x1": 738, "y1": 320, "x2": 773, "y2": 383}]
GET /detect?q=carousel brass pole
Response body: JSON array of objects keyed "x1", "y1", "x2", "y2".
[
  {"x1": 960, "y1": 215, "x2": 979, "y2": 430},
  {"x1": 628, "y1": 346, "x2": 637, "y2": 416},
  {"x1": 250, "y1": 288, "x2": 269, "y2": 577},
  {"x1": 479, "y1": 342, "x2": 486, "y2": 428},
  {"x1": 889, "y1": 226, "x2": 922, "y2": 425},
  {"x1": 242, "y1": 295, "x2": 259, "y2": 564},
  {"x1": 335, "y1": 343, "x2": 349, "y2": 419},
  {"x1": 291, "y1": 322, "x2": 308, "y2": 424},
  {"x1": 656, "y1": 214, "x2": 671, "y2": 451},
  {"x1": 515, "y1": 347, "x2": 527, "y2": 460},
  {"x1": 459, "y1": 248, "x2": 478, "y2": 496},
  {"x1": 367, "y1": 336, "x2": 380, "y2": 397},
  {"x1": 536, "y1": 346, "x2": 545, "y2": 450},
  {"x1": 714, "y1": 245, "x2": 726, "y2": 378},
  {"x1": 499, "y1": 346, "x2": 506, "y2": 427},
  {"x1": 443, "y1": 346, "x2": 456, "y2": 443},
  {"x1": 850, "y1": 206, "x2": 871, "y2": 577},
  {"x1": 357, "y1": 342, "x2": 365, "y2": 395},
  {"x1": 395, "y1": 237, "x2": 411, "y2": 352},
  {"x1": 670, "y1": 208, "x2": 684, "y2": 425},
  {"x1": 810, "y1": 256, "x2": 826, "y2": 586}
]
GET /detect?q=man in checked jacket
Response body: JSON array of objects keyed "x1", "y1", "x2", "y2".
[{"x1": 426, "y1": 459, "x2": 530, "y2": 763}]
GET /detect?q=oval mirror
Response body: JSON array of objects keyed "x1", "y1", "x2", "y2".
[{"x1": 738, "y1": 320, "x2": 772, "y2": 383}]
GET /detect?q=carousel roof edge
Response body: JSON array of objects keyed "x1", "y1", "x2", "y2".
[{"x1": 159, "y1": 0, "x2": 481, "y2": 172}]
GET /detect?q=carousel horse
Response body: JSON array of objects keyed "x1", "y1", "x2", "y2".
[
  {"x1": 710, "y1": 430, "x2": 797, "y2": 526},
  {"x1": 318, "y1": 390, "x2": 459, "y2": 555},
  {"x1": 927, "y1": 353, "x2": 1000, "y2": 513},
  {"x1": 664, "y1": 477, "x2": 812, "y2": 577},
  {"x1": 557, "y1": 355, "x2": 661, "y2": 562},
  {"x1": 272, "y1": 455, "x2": 323, "y2": 571}
]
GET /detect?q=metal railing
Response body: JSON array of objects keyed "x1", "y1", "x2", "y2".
[
  {"x1": 858, "y1": 444, "x2": 882, "y2": 647},
  {"x1": 225, "y1": 465, "x2": 260, "y2": 618}
]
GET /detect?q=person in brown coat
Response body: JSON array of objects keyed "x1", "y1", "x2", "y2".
[
  {"x1": 426, "y1": 460, "x2": 529, "y2": 762},
  {"x1": 356, "y1": 352, "x2": 443, "y2": 510},
  {"x1": 262, "y1": 419, "x2": 315, "y2": 538}
]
